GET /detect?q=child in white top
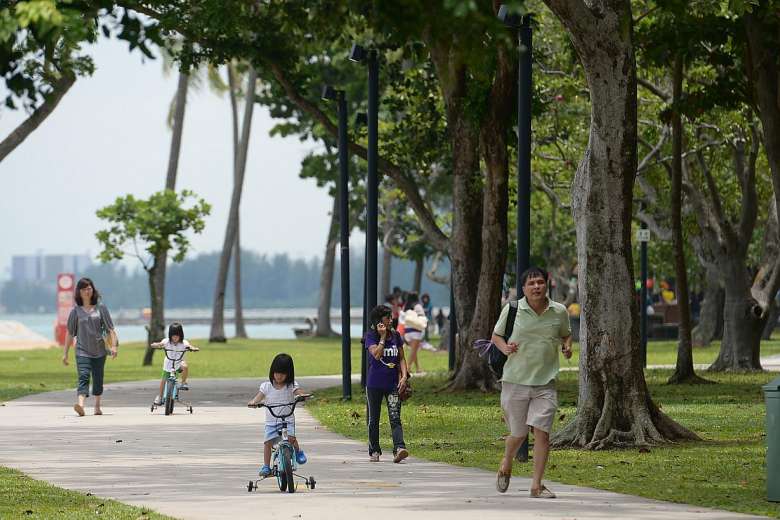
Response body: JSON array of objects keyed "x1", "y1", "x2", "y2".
[
  {"x1": 150, "y1": 322, "x2": 199, "y2": 405},
  {"x1": 247, "y1": 353, "x2": 308, "y2": 477}
]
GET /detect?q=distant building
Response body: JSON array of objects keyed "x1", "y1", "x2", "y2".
[{"x1": 11, "y1": 254, "x2": 92, "y2": 284}]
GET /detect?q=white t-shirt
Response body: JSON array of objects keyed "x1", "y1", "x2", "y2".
[
  {"x1": 259, "y1": 380, "x2": 299, "y2": 427},
  {"x1": 159, "y1": 338, "x2": 190, "y2": 372}
]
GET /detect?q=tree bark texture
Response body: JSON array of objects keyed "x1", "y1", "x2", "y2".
[
  {"x1": 544, "y1": 0, "x2": 697, "y2": 447},
  {"x1": 0, "y1": 73, "x2": 75, "y2": 163},
  {"x1": 668, "y1": 54, "x2": 700, "y2": 384},
  {"x1": 692, "y1": 268, "x2": 724, "y2": 346},
  {"x1": 210, "y1": 67, "x2": 257, "y2": 342},
  {"x1": 315, "y1": 195, "x2": 339, "y2": 337}
]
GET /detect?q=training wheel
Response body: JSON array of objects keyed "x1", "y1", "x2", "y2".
[
  {"x1": 309, "y1": 477, "x2": 316, "y2": 489},
  {"x1": 247, "y1": 480, "x2": 255, "y2": 492},
  {"x1": 188, "y1": 406, "x2": 193, "y2": 414}
]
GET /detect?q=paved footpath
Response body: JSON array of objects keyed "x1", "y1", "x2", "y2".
[{"x1": 0, "y1": 376, "x2": 767, "y2": 520}]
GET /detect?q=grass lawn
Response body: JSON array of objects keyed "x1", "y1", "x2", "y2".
[
  {"x1": 308, "y1": 368, "x2": 780, "y2": 518},
  {"x1": 0, "y1": 466, "x2": 173, "y2": 519},
  {"x1": 0, "y1": 337, "x2": 450, "y2": 403}
]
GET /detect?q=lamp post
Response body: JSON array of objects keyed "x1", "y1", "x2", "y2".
[
  {"x1": 499, "y1": 4, "x2": 533, "y2": 464},
  {"x1": 350, "y1": 43, "x2": 379, "y2": 388},
  {"x1": 322, "y1": 85, "x2": 352, "y2": 400}
]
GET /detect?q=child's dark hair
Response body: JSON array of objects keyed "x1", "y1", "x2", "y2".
[
  {"x1": 168, "y1": 322, "x2": 184, "y2": 342},
  {"x1": 269, "y1": 353, "x2": 295, "y2": 386},
  {"x1": 369, "y1": 305, "x2": 392, "y2": 330},
  {"x1": 403, "y1": 292, "x2": 419, "y2": 311},
  {"x1": 74, "y1": 277, "x2": 100, "y2": 306}
]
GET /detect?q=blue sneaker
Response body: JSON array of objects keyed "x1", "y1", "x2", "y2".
[
  {"x1": 259, "y1": 464, "x2": 272, "y2": 477},
  {"x1": 296, "y1": 450, "x2": 307, "y2": 465}
]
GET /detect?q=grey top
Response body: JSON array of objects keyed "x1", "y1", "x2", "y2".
[{"x1": 67, "y1": 304, "x2": 114, "y2": 358}]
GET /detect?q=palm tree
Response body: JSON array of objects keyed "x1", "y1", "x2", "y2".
[{"x1": 209, "y1": 66, "x2": 258, "y2": 342}]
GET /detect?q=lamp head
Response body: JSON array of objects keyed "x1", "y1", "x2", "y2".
[
  {"x1": 349, "y1": 43, "x2": 367, "y2": 62},
  {"x1": 354, "y1": 112, "x2": 368, "y2": 127},
  {"x1": 497, "y1": 4, "x2": 522, "y2": 27},
  {"x1": 321, "y1": 84, "x2": 338, "y2": 102}
]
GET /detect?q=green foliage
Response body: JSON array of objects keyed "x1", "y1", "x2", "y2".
[
  {"x1": 1, "y1": 2, "x2": 162, "y2": 111},
  {"x1": 95, "y1": 189, "x2": 211, "y2": 270}
]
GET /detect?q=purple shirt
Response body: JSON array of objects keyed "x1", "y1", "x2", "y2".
[{"x1": 365, "y1": 329, "x2": 402, "y2": 390}]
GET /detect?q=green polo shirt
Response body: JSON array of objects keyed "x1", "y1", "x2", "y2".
[{"x1": 493, "y1": 297, "x2": 572, "y2": 386}]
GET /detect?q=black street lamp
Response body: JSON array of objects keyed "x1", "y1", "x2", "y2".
[
  {"x1": 322, "y1": 84, "x2": 352, "y2": 401},
  {"x1": 350, "y1": 43, "x2": 379, "y2": 388},
  {"x1": 499, "y1": 3, "x2": 533, "y2": 464},
  {"x1": 498, "y1": 5, "x2": 533, "y2": 285}
]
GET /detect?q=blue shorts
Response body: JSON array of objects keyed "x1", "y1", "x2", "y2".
[{"x1": 265, "y1": 422, "x2": 295, "y2": 442}]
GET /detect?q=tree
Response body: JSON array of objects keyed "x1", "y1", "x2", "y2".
[
  {"x1": 95, "y1": 189, "x2": 210, "y2": 365},
  {"x1": 209, "y1": 66, "x2": 257, "y2": 342},
  {"x1": 542, "y1": 0, "x2": 697, "y2": 447}
]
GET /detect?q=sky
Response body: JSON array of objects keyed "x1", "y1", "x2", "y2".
[{"x1": 0, "y1": 38, "x2": 360, "y2": 280}]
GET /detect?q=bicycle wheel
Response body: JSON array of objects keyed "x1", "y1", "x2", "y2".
[
  {"x1": 164, "y1": 381, "x2": 175, "y2": 416},
  {"x1": 275, "y1": 452, "x2": 287, "y2": 492},
  {"x1": 282, "y1": 446, "x2": 295, "y2": 493}
]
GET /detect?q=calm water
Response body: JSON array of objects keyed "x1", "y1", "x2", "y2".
[{"x1": 1, "y1": 309, "x2": 367, "y2": 342}]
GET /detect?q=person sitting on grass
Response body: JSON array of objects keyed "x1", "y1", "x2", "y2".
[
  {"x1": 247, "y1": 353, "x2": 309, "y2": 477},
  {"x1": 150, "y1": 322, "x2": 198, "y2": 405}
]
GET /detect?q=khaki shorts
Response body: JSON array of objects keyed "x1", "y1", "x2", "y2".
[{"x1": 500, "y1": 381, "x2": 557, "y2": 437}]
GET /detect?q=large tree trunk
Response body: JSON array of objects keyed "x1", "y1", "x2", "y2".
[
  {"x1": 710, "y1": 259, "x2": 764, "y2": 371},
  {"x1": 692, "y1": 270, "x2": 724, "y2": 346},
  {"x1": 228, "y1": 64, "x2": 248, "y2": 339},
  {"x1": 210, "y1": 67, "x2": 257, "y2": 342},
  {"x1": 668, "y1": 54, "x2": 705, "y2": 384},
  {"x1": 0, "y1": 73, "x2": 75, "y2": 163},
  {"x1": 144, "y1": 258, "x2": 167, "y2": 366},
  {"x1": 315, "y1": 195, "x2": 339, "y2": 337},
  {"x1": 544, "y1": 0, "x2": 697, "y2": 447},
  {"x1": 412, "y1": 258, "x2": 423, "y2": 294},
  {"x1": 433, "y1": 15, "x2": 514, "y2": 390}
]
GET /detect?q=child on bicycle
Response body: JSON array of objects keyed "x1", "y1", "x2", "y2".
[
  {"x1": 150, "y1": 322, "x2": 199, "y2": 405},
  {"x1": 247, "y1": 353, "x2": 308, "y2": 477}
]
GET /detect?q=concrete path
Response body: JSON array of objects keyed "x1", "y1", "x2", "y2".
[{"x1": 0, "y1": 376, "x2": 766, "y2": 520}]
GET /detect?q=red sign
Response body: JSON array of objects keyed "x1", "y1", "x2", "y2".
[{"x1": 55, "y1": 273, "x2": 75, "y2": 346}]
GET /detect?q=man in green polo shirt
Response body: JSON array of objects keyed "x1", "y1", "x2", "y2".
[{"x1": 492, "y1": 266, "x2": 572, "y2": 498}]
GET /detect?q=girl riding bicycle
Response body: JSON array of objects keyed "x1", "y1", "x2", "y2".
[
  {"x1": 248, "y1": 353, "x2": 308, "y2": 477},
  {"x1": 150, "y1": 322, "x2": 199, "y2": 406}
]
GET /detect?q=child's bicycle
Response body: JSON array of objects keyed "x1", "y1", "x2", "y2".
[
  {"x1": 150, "y1": 346, "x2": 196, "y2": 416},
  {"x1": 247, "y1": 395, "x2": 316, "y2": 493}
]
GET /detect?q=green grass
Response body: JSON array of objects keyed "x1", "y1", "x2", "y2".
[
  {"x1": 563, "y1": 338, "x2": 780, "y2": 367},
  {"x1": 0, "y1": 337, "x2": 450, "y2": 402},
  {"x1": 0, "y1": 466, "x2": 173, "y2": 519},
  {"x1": 308, "y1": 368, "x2": 780, "y2": 518}
]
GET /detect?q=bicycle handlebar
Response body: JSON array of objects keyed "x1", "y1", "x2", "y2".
[{"x1": 248, "y1": 395, "x2": 312, "y2": 419}]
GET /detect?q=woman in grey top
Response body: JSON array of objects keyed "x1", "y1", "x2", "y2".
[{"x1": 62, "y1": 278, "x2": 118, "y2": 416}]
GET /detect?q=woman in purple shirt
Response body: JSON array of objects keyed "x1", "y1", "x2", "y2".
[{"x1": 364, "y1": 305, "x2": 409, "y2": 463}]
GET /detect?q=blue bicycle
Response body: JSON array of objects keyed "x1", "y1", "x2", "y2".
[
  {"x1": 150, "y1": 346, "x2": 197, "y2": 416},
  {"x1": 247, "y1": 395, "x2": 316, "y2": 493}
]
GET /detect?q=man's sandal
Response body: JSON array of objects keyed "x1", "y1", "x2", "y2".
[{"x1": 530, "y1": 485, "x2": 556, "y2": 498}]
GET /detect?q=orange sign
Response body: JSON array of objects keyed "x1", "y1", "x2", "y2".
[{"x1": 55, "y1": 273, "x2": 75, "y2": 346}]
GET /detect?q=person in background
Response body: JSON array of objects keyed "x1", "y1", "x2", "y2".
[{"x1": 421, "y1": 293, "x2": 433, "y2": 341}]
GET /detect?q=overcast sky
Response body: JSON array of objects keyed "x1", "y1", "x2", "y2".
[{"x1": 0, "y1": 38, "x2": 358, "y2": 280}]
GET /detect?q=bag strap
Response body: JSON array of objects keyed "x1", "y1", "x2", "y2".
[{"x1": 503, "y1": 300, "x2": 519, "y2": 339}]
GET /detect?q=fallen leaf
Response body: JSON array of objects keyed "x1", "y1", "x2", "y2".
[
  {"x1": 350, "y1": 410, "x2": 360, "y2": 419},
  {"x1": 24, "y1": 510, "x2": 33, "y2": 515},
  {"x1": 596, "y1": 465, "x2": 605, "y2": 470},
  {"x1": 558, "y1": 413, "x2": 566, "y2": 422},
  {"x1": 638, "y1": 447, "x2": 651, "y2": 454}
]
